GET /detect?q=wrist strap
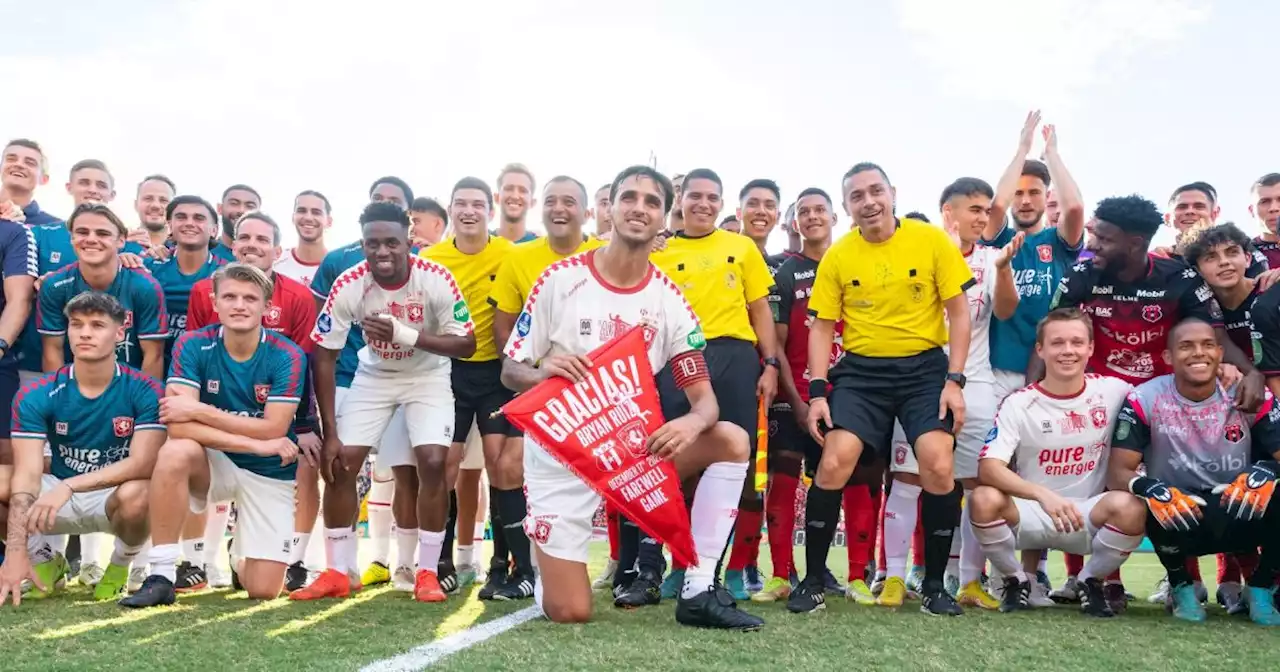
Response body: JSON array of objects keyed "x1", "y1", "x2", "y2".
[{"x1": 1129, "y1": 475, "x2": 1157, "y2": 496}]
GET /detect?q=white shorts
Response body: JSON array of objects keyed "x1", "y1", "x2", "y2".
[
  {"x1": 190, "y1": 450, "x2": 296, "y2": 564},
  {"x1": 461, "y1": 422, "x2": 485, "y2": 470},
  {"x1": 889, "y1": 382, "x2": 997, "y2": 480},
  {"x1": 993, "y1": 369, "x2": 1026, "y2": 403},
  {"x1": 338, "y1": 369, "x2": 453, "y2": 469},
  {"x1": 38, "y1": 474, "x2": 114, "y2": 535},
  {"x1": 1012, "y1": 493, "x2": 1104, "y2": 556},
  {"x1": 523, "y1": 437, "x2": 599, "y2": 564},
  {"x1": 337, "y1": 386, "x2": 409, "y2": 481}
]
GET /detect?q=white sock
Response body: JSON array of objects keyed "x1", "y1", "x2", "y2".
[
  {"x1": 883, "y1": 481, "x2": 921, "y2": 580},
  {"x1": 417, "y1": 530, "x2": 445, "y2": 573},
  {"x1": 203, "y1": 502, "x2": 232, "y2": 567},
  {"x1": 683, "y1": 461, "x2": 746, "y2": 599},
  {"x1": 457, "y1": 544, "x2": 475, "y2": 568},
  {"x1": 368, "y1": 480, "x2": 394, "y2": 565},
  {"x1": 395, "y1": 526, "x2": 418, "y2": 570},
  {"x1": 289, "y1": 533, "x2": 311, "y2": 565},
  {"x1": 474, "y1": 522, "x2": 486, "y2": 544},
  {"x1": 81, "y1": 533, "x2": 108, "y2": 566},
  {"x1": 134, "y1": 541, "x2": 151, "y2": 573},
  {"x1": 1037, "y1": 555, "x2": 1048, "y2": 575},
  {"x1": 324, "y1": 527, "x2": 356, "y2": 575},
  {"x1": 1080, "y1": 525, "x2": 1142, "y2": 582},
  {"x1": 972, "y1": 519, "x2": 1025, "y2": 582},
  {"x1": 182, "y1": 538, "x2": 205, "y2": 565},
  {"x1": 27, "y1": 533, "x2": 51, "y2": 563},
  {"x1": 148, "y1": 543, "x2": 181, "y2": 582},
  {"x1": 958, "y1": 489, "x2": 986, "y2": 585},
  {"x1": 110, "y1": 538, "x2": 145, "y2": 568},
  {"x1": 48, "y1": 534, "x2": 68, "y2": 555}
]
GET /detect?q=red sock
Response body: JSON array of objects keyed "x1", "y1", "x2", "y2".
[
  {"x1": 1217, "y1": 553, "x2": 1239, "y2": 584},
  {"x1": 1106, "y1": 569, "x2": 1122, "y2": 582},
  {"x1": 1065, "y1": 553, "x2": 1084, "y2": 577},
  {"x1": 606, "y1": 505, "x2": 620, "y2": 562},
  {"x1": 843, "y1": 485, "x2": 874, "y2": 581},
  {"x1": 911, "y1": 500, "x2": 925, "y2": 568},
  {"x1": 876, "y1": 489, "x2": 888, "y2": 573},
  {"x1": 766, "y1": 472, "x2": 800, "y2": 579},
  {"x1": 727, "y1": 508, "x2": 764, "y2": 572},
  {"x1": 1184, "y1": 556, "x2": 1202, "y2": 582}
]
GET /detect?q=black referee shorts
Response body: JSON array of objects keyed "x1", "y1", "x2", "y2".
[
  {"x1": 657, "y1": 337, "x2": 761, "y2": 446},
  {"x1": 450, "y1": 359, "x2": 518, "y2": 443},
  {"x1": 827, "y1": 347, "x2": 952, "y2": 460},
  {"x1": 767, "y1": 404, "x2": 822, "y2": 471}
]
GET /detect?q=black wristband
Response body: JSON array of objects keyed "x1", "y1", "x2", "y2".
[
  {"x1": 808, "y1": 379, "x2": 829, "y2": 400},
  {"x1": 1129, "y1": 475, "x2": 1160, "y2": 497}
]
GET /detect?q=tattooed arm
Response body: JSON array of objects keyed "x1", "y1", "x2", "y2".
[{"x1": 0, "y1": 437, "x2": 49, "y2": 606}]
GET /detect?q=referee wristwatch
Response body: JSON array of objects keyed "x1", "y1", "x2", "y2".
[
  {"x1": 762, "y1": 357, "x2": 781, "y2": 370},
  {"x1": 946, "y1": 372, "x2": 967, "y2": 389}
]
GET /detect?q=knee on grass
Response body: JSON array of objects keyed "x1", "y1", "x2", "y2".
[{"x1": 543, "y1": 597, "x2": 593, "y2": 624}]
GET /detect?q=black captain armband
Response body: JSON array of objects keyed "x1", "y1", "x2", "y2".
[
  {"x1": 671, "y1": 351, "x2": 710, "y2": 389},
  {"x1": 809, "y1": 379, "x2": 828, "y2": 400}
]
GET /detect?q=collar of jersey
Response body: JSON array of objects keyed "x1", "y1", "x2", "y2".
[
  {"x1": 68, "y1": 362, "x2": 122, "y2": 381},
  {"x1": 217, "y1": 325, "x2": 266, "y2": 344},
  {"x1": 673, "y1": 228, "x2": 716, "y2": 240},
  {"x1": 855, "y1": 218, "x2": 903, "y2": 240}
]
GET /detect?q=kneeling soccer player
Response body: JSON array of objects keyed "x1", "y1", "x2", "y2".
[
  {"x1": 1109, "y1": 317, "x2": 1280, "y2": 625},
  {"x1": 968, "y1": 308, "x2": 1141, "y2": 617},
  {"x1": 121, "y1": 264, "x2": 306, "y2": 608},
  {"x1": 0, "y1": 292, "x2": 164, "y2": 605},
  {"x1": 501, "y1": 165, "x2": 761, "y2": 630}
]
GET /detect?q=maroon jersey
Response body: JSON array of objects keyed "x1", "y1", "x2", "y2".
[
  {"x1": 1220, "y1": 283, "x2": 1262, "y2": 364},
  {"x1": 770, "y1": 254, "x2": 844, "y2": 402},
  {"x1": 1253, "y1": 237, "x2": 1280, "y2": 272},
  {"x1": 1051, "y1": 255, "x2": 1223, "y2": 385}
]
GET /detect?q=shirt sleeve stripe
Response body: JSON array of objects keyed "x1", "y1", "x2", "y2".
[
  {"x1": 135, "y1": 424, "x2": 167, "y2": 432},
  {"x1": 37, "y1": 329, "x2": 66, "y2": 336},
  {"x1": 267, "y1": 395, "x2": 302, "y2": 404},
  {"x1": 167, "y1": 377, "x2": 200, "y2": 388},
  {"x1": 12, "y1": 431, "x2": 46, "y2": 440},
  {"x1": 138, "y1": 332, "x2": 169, "y2": 340}
]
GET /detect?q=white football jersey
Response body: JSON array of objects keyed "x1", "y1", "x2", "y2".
[
  {"x1": 311, "y1": 256, "x2": 472, "y2": 376},
  {"x1": 946, "y1": 245, "x2": 999, "y2": 383},
  {"x1": 504, "y1": 250, "x2": 705, "y2": 372},
  {"x1": 980, "y1": 374, "x2": 1132, "y2": 499},
  {"x1": 274, "y1": 248, "x2": 323, "y2": 288}
]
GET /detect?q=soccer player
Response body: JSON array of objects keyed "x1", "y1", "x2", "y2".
[
  {"x1": 214, "y1": 185, "x2": 261, "y2": 262},
  {"x1": 422, "y1": 177, "x2": 524, "y2": 598},
  {"x1": 275, "y1": 190, "x2": 332, "y2": 288},
  {"x1": 502, "y1": 164, "x2": 762, "y2": 631},
  {"x1": 121, "y1": 263, "x2": 306, "y2": 608},
  {"x1": 64, "y1": 159, "x2": 115, "y2": 207},
  {"x1": 308, "y1": 220, "x2": 419, "y2": 592},
  {"x1": 0, "y1": 214, "x2": 34, "y2": 466},
  {"x1": 593, "y1": 184, "x2": 612, "y2": 238},
  {"x1": 129, "y1": 175, "x2": 176, "y2": 250},
  {"x1": 493, "y1": 164, "x2": 539, "y2": 244},
  {"x1": 0, "y1": 292, "x2": 164, "y2": 605},
  {"x1": 1249, "y1": 173, "x2": 1280, "y2": 269},
  {"x1": 1109, "y1": 318, "x2": 1280, "y2": 625},
  {"x1": 186, "y1": 212, "x2": 319, "y2": 591},
  {"x1": 0, "y1": 139, "x2": 60, "y2": 228},
  {"x1": 1184, "y1": 223, "x2": 1264, "y2": 613},
  {"x1": 637, "y1": 169, "x2": 778, "y2": 606},
  {"x1": 38, "y1": 203, "x2": 167, "y2": 382},
  {"x1": 147, "y1": 196, "x2": 225, "y2": 366},
  {"x1": 753, "y1": 187, "x2": 839, "y2": 603},
  {"x1": 1050, "y1": 195, "x2": 1268, "y2": 605},
  {"x1": 718, "y1": 215, "x2": 741, "y2": 234},
  {"x1": 409, "y1": 198, "x2": 449, "y2": 249},
  {"x1": 1156, "y1": 182, "x2": 1265, "y2": 275},
  {"x1": 370, "y1": 176, "x2": 414, "y2": 210},
  {"x1": 295, "y1": 201, "x2": 474, "y2": 603},
  {"x1": 491, "y1": 177, "x2": 602, "y2": 590},
  {"x1": 789, "y1": 161, "x2": 971, "y2": 617},
  {"x1": 970, "y1": 308, "x2": 1141, "y2": 617},
  {"x1": 666, "y1": 172, "x2": 686, "y2": 234},
  {"x1": 724, "y1": 178, "x2": 787, "y2": 597},
  {"x1": 883, "y1": 177, "x2": 1021, "y2": 610}
]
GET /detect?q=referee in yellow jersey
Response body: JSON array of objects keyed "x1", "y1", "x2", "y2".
[{"x1": 786, "y1": 162, "x2": 975, "y2": 617}]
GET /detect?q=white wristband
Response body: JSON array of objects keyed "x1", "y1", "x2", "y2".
[{"x1": 388, "y1": 315, "x2": 420, "y2": 348}]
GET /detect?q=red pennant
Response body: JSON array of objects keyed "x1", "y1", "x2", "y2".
[{"x1": 500, "y1": 325, "x2": 697, "y2": 567}]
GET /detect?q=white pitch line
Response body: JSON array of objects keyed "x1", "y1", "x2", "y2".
[{"x1": 359, "y1": 606, "x2": 542, "y2": 671}]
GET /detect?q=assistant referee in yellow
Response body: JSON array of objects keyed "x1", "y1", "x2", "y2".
[{"x1": 786, "y1": 162, "x2": 974, "y2": 617}]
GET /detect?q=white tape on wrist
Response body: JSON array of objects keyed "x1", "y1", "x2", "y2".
[{"x1": 390, "y1": 316, "x2": 419, "y2": 348}]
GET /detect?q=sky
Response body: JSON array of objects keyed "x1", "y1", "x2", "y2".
[{"x1": 2, "y1": 0, "x2": 1274, "y2": 252}]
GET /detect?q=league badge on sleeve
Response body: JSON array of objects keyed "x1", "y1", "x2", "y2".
[
  {"x1": 516, "y1": 311, "x2": 532, "y2": 337},
  {"x1": 316, "y1": 313, "x2": 332, "y2": 334}
]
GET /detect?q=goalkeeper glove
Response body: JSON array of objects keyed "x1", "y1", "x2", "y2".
[
  {"x1": 1129, "y1": 476, "x2": 1205, "y2": 532},
  {"x1": 1214, "y1": 460, "x2": 1280, "y2": 521}
]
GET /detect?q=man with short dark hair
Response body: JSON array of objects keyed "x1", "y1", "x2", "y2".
[
  {"x1": 0, "y1": 292, "x2": 164, "y2": 605},
  {"x1": 790, "y1": 161, "x2": 972, "y2": 617},
  {"x1": 214, "y1": 185, "x2": 261, "y2": 262},
  {"x1": 129, "y1": 175, "x2": 176, "y2": 250},
  {"x1": 295, "y1": 202, "x2": 475, "y2": 604},
  {"x1": 65, "y1": 159, "x2": 115, "y2": 207},
  {"x1": 1249, "y1": 173, "x2": 1280, "y2": 268},
  {"x1": 275, "y1": 190, "x2": 332, "y2": 288},
  {"x1": 1110, "y1": 318, "x2": 1280, "y2": 625},
  {"x1": 409, "y1": 197, "x2": 448, "y2": 248},
  {"x1": 718, "y1": 215, "x2": 741, "y2": 233},
  {"x1": 370, "y1": 177, "x2": 414, "y2": 210},
  {"x1": 592, "y1": 184, "x2": 612, "y2": 238}
]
